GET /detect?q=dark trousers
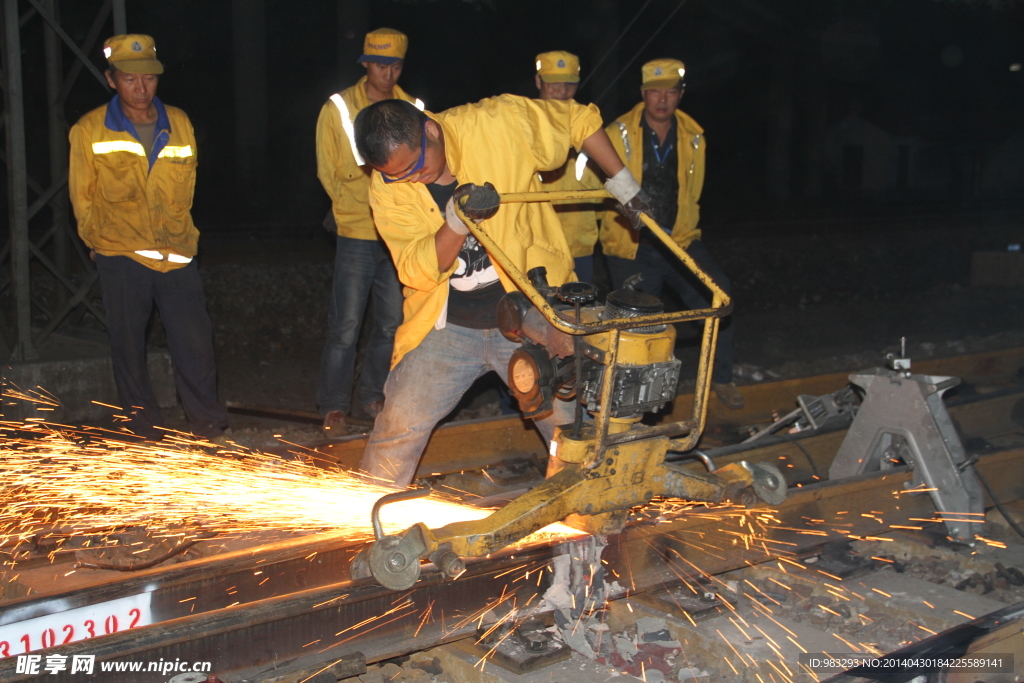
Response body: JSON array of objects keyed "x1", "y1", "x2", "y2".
[
  {"x1": 95, "y1": 254, "x2": 228, "y2": 438},
  {"x1": 607, "y1": 239, "x2": 735, "y2": 384},
  {"x1": 316, "y1": 235, "x2": 403, "y2": 416}
]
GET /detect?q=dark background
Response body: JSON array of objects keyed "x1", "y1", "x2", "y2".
[{"x1": 13, "y1": 0, "x2": 1024, "y2": 235}]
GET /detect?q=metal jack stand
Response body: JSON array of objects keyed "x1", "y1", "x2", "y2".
[{"x1": 829, "y1": 340, "x2": 984, "y2": 541}]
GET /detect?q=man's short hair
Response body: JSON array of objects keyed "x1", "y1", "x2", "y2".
[{"x1": 355, "y1": 99, "x2": 427, "y2": 168}]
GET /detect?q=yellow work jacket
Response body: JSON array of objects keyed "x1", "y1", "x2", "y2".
[
  {"x1": 316, "y1": 77, "x2": 422, "y2": 241},
  {"x1": 69, "y1": 96, "x2": 198, "y2": 272},
  {"x1": 537, "y1": 149, "x2": 603, "y2": 258},
  {"x1": 369, "y1": 95, "x2": 603, "y2": 366},
  {"x1": 600, "y1": 103, "x2": 706, "y2": 259}
]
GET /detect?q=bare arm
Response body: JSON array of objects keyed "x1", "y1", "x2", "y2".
[
  {"x1": 434, "y1": 223, "x2": 467, "y2": 271},
  {"x1": 580, "y1": 128, "x2": 625, "y2": 178}
]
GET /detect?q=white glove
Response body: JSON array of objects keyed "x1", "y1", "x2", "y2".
[
  {"x1": 603, "y1": 167, "x2": 642, "y2": 205},
  {"x1": 444, "y1": 196, "x2": 470, "y2": 235}
]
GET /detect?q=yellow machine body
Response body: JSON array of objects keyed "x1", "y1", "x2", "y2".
[{"x1": 359, "y1": 190, "x2": 787, "y2": 591}]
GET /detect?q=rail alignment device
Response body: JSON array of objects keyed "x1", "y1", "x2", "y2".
[{"x1": 355, "y1": 187, "x2": 787, "y2": 591}]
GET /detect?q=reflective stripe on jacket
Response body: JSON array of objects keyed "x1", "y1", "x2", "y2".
[
  {"x1": 536, "y1": 150, "x2": 603, "y2": 258},
  {"x1": 599, "y1": 102, "x2": 706, "y2": 259},
  {"x1": 69, "y1": 97, "x2": 199, "y2": 272},
  {"x1": 316, "y1": 77, "x2": 422, "y2": 241},
  {"x1": 369, "y1": 95, "x2": 603, "y2": 366}
]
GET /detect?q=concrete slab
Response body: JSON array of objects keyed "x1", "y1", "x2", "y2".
[
  {"x1": 426, "y1": 638, "x2": 644, "y2": 683},
  {"x1": 608, "y1": 596, "x2": 833, "y2": 683},
  {"x1": 844, "y1": 571, "x2": 1010, "y2": 625},
  {"x1": 749, "y1": 564, "x2": 1008, "y2": 632},
  {"x1": 2, "y1": 333, "x2": 175, "y2": 422}
]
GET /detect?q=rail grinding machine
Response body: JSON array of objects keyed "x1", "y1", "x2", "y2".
[{"x1": 354, "y1": 186, "x2": 788, "y2": 590}]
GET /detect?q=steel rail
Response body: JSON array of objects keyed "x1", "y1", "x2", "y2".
[
  {"x1": 311, "y1": 347, "x2": 1024, "y2": 479},
  {"x1": 2, "y1": 445, "x2": 1022, "y2": 682}
]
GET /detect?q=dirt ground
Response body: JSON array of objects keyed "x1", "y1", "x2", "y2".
[{"x1": 155, "y1": 208, "x2": 1024, "y2": 450}]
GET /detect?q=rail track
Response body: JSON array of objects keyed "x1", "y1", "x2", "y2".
[{"x1": 1, "y1": 348, "x2": 1023, "y2": 683}]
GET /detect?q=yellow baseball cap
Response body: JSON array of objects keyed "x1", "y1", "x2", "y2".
[
  {"x1": 536, "y1": 51, "x2": 580, "y2": 84},
  {"x1": 641, "y1": 58, "x2": 686, "y2": 90},
  {"x1": 103, "y1": 34, "x2": 163, "y2": 74},
  {"x1": 358, "y1": 28, "x2": 408, "y2": 64}
]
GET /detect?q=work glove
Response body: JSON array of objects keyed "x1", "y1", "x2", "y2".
[
  {"x1": 445, "y1": 182, "x2": 501, "y2": 235},
  {"x1": 604, "y1": 167, "x2": 653, "y2": 231}
]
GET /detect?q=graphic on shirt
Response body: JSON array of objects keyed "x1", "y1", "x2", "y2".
[{"x1": 450, "y1": 236, "x2": 498, "y2": 292}]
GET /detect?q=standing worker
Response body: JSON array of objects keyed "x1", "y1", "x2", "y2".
[
  {"x1": 533, "y1": 51, "x2": 603, "y2": 285},
  {"x1": 351, "y1": 95, "x2": 650, "y2": 488},
  {"x1": 316, "y1": 28, "x2": 424, "y2": 436},
  {"x1": 68, "y1": 35, "x2": 229, "y2": 440},
  {"x1": 601, "y1": 59, "x2": 744, "y2": 410}
]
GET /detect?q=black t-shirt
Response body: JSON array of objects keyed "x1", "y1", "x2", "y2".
[
  {"x1": 641, "y1": 116, "x2": 679, "y2": 234},
  {"x1": 426, "y1": 181, "x2": 504, "y2": 329}
]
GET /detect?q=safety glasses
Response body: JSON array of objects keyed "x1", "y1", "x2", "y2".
[{"x1": 381, "y1": 120, "x2": 428, "y2": 184}]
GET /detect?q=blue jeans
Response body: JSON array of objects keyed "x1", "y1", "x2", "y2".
[
  {"x1": 317, "y1": 236, "x2": 403, "y2": 415},
  {"x1": 361, "y1": 324, "x2": 575, "y2": 487},
  {"x1": 95, "y1": 255, "x2": 228, "y2": 438},
  {"x1": 607, "y1": 239, "x2": 735, "y2": 384},
  {"x1": 573, "y1": 255, "x2": 594, "y2": 286}
]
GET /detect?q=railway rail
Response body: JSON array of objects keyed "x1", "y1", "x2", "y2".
[{"x1": 1, "y1": 347, "x2": 1023, "y2": 682}]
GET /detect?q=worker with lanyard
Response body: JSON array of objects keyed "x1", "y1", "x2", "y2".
[
  {"x1": 352, "y1": 95, "x2": 651, "y2": 488},
  {"x1": 601, "y1": 58, "x2": 744, "y2": 410}
]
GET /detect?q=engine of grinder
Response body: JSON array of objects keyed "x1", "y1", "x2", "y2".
[{"x1": 496, "y1": 268, "x2": 681, "y2": 423}]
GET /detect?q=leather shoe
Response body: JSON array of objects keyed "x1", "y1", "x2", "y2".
[
  {"x1": 712, "y1": 382, "x2": 745, "y2": 410},
  {"x1": 322, "y1": 410, "x2": 347, "y2": 437}
]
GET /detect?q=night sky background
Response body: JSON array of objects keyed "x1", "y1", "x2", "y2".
[{"x1": 12, "y1": 0, "x2": 1024, "y2": 232}]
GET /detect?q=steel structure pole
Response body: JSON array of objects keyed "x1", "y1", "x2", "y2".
[
  {"x1": 43, "y1": 0, "x2": 70, "y2": 311},
  {"x1": 4, "y1": 0, "x2": 37, "y2": 360},
  {"x1": 111, "y1": 0, "x2": 124, "y2": 34}
]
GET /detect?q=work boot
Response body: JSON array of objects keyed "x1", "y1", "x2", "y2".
[
  {"x1": 365, "y1": 401, "x2": 386, "y2": 420},
  {"x1": 712, "y1": 382, "x2": 745, "y2": 410},
  {"x1": 322, "y1": 410, "x2": 347, "y2": 437}
]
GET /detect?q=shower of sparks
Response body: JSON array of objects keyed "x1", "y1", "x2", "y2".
[{"x1": 0, "y1": 418, "x2": 575, "y2": 558}]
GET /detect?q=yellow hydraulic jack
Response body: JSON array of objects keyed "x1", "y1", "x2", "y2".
[{"x1": 356, "y1": 188, "x2": 787, "y2": 591}]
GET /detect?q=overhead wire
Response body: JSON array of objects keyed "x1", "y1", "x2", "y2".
[
  {"x1": 593, "y1": 0, "x2": 690, "y2": 107},
  {"x1": 577, "y1": 0, "x2": 657, "y2": 93}
]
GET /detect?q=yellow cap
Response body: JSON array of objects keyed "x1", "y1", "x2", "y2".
[
  {"x1": 641, "y1": 58, "x2": 686, "y2": 90},
  {"x1": 535, "y1": 51, "x2": 580, "y2": 83},
  {"x1": 358, "y1": 28, "x2": 408, "y2": 64},
  {"x1": 103, "y1": 34, "x2": 163, "y2": 74}
]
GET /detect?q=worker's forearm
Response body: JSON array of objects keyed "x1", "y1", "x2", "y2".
[
  {"x1": 435, "y1": 224, "x2": 467, "y2": 271},
  {"x1": 581, "y1": 129, "x2": 625, "y2": 177}
]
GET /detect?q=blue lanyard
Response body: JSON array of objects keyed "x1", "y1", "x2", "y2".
[{"x1": 651, "y1": 134, "x2": 673, "y2": 165}]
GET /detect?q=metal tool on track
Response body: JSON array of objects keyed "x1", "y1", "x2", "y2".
[
  {"x1": 357, "y1": 187, "x2": 788, "y2": 591},
  {"x1": 830, "y1": 340, "x2": 985, "y2": 541}
]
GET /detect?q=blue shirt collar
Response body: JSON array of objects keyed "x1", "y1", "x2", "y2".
[{"x1": 104, "y1": 95, "x2": 171, "y2": 168}]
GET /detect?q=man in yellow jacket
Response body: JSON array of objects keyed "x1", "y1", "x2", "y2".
[
  {"x1": 533, "y1": 51, "x2": 604, "y2": 284},
  {"x1": 601, "y1": 59, "x2": 744, "y2": 410},
  {"x1": 315, "y1": 28, "x2": 424, "y2": 436},
  {"x1": 352, "y1": 96, "x2": 649, "y2": 487},
  {"x1": 68, "y1": 35, "x2": 228, "y2": 440}
]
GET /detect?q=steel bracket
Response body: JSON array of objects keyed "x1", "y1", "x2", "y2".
[{"x1": 829, "y1": 367, "x2": 984, "y2": 541}]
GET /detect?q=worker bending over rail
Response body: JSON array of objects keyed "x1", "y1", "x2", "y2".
[{"x1": 353, "y1": 95, "x2": 650, "y2": 487}]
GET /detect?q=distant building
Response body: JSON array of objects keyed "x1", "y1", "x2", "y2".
[{"x1": 824, "y1": 112, "x2": 1024, "y2": 204}]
